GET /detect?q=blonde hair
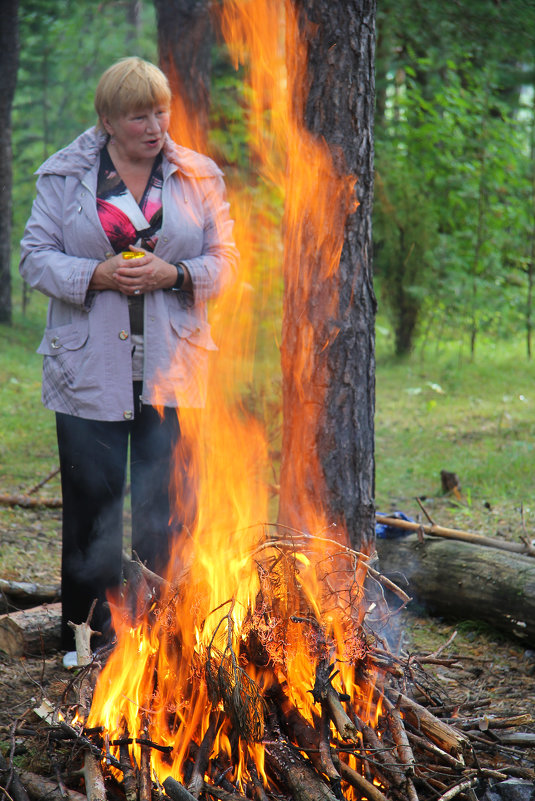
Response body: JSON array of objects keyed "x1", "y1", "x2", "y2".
[{"x1": 95, "y1": 57, "x2": 171, "y2": 130}]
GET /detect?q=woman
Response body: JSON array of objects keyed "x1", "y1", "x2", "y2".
[{"x1": 20, "y1": 57, "x2": 238, "y2": 655}]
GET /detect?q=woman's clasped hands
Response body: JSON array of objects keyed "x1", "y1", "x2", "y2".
[{"x1": 90, "y1": 247, "x2": 178, "y2": 295}]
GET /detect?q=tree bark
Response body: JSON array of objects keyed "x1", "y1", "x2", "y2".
[
  {"x1": 0, "y1": 578, "x2": 60, "y2": 613},
  {"x1": 376, "y1": 534, "x2": 535, "y2": 645},
  {"x1": 0, "y1": 0, "x2": 20, "y2": 325},
  {"x1": 0, "y1": 602, "x2": 61, "y2": 657},
  {"x1": 278, "y1": 0, "x2": 376, "y2": 553},
  {"x1": 264, "y1": 730, "x2": 339, "y2": 801},
  {"x1": 20, "y1": 771, "x2": 86, "y2": 801},
  {"x1": 153, "y1": 0, "x2": 213, "y2": 152}
]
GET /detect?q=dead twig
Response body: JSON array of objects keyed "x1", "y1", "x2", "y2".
[
  {"x1": 26, "y1": 467, "x2": 60, "y2": 495},
  {"x1": 375, "y1": 514, "x2": 535, "y2": 557},
  {"x1": 415, "y1": 497, "x2": 435, "y2": 526},
  {"x1": 436, "y1": 777, "x2": 479, "y2": 801}
]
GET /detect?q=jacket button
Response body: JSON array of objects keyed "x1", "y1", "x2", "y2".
[
  {"x1": 123, "y1": 410, "x2": 133, "y2": 420},
  {"x1": 50, "y1": 336, "x2": 61, "y2": 349},
  {"x1": 105, "y1": 252, "x2": 113, "y2": 259},
  {"x1": 119, "y1": 330, "x2": 129, "y2": 340}
]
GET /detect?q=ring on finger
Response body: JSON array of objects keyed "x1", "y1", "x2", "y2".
[{"x1": 134, "y1": 289, "x2": 141, "y2": 295}]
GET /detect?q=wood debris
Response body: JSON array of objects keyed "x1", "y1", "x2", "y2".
[
  {"x1": 1, "y1": 532, "x2": 534, "y2": 801},
  {"x1": 0, "y1": 602, "x2": 61, "y2": 657}
]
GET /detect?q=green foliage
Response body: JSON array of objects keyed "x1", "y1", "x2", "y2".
[
  {"x1": 375, "y1": 0, "x2": 535, "y2": 357},
  {"x1": 209, "y1": 46, "x2": 250, "y2": 170},
  {"x1": 12, "y1": 0, "x2": 158, "y2": 249}
]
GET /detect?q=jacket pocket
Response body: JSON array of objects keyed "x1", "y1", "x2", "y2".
[
  {"x1": 38, "y1": 318, "x2": 89, "y2": 355},
  {"x1": 38, "y1": 318, "x2": 90, "y2": 391},
  {"x1": 169, "y1": 313, "x2": 218, "y2": 351}
]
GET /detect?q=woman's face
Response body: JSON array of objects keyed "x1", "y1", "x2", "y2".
[{"x1": 104, "y1": 105, "x2": 170, "y2": 164}]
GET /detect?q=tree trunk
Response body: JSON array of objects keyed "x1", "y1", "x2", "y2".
[
  {"x1": 278, "y1": 0, "x2": 376, "y2": 553},
  {"x1": 392, "y1": 227, "x2": 420, "y2": 357},
  {"x1": 125, "y1": 0, "x2": 143, "y2": 42},
  {"x1": 153, "y1": 0, "x2": 213, "y2": 152},
  {"x1": 527, "y1": 87, "x2": 535, "y2": 360},
  {"x1": 0, "y1": 0, "x2": 20, "y2": 325},
  {"x1": 376, "y1": 534, "x2": 535, "y2": 645}
]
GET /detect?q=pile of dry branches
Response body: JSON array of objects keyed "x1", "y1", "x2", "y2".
[{"x1": 1, "y1": 533, "x2": 534, "y2": 801}]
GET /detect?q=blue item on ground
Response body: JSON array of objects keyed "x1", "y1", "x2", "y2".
[{"x1": 375, "y1": 511, "x2": 414, "y2": 539}]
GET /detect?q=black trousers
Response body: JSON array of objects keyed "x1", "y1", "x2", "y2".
[{"x1": 56, "y1": 384, "x2": 181, "y2": 649}]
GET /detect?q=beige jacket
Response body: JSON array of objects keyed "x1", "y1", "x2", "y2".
[{"x1": 20, "y1": 128, "x2": 238, "y2": 420}]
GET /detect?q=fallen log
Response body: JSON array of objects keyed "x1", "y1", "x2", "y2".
[
  {"x1": 0, "y1": 493, "x2": 62, "y2": 508},
  {"x1": 0, "y1": 578, "x2": 60, "y2": 604},
  {"x1": 0, "y1": 578, "x2": 60, "y2": 613},
  {"x1": 188, "y1": 711, "x2": 222, "y2": 797},
  {"x1": 201, "y1": 782, "x2": 249, "y2": 801},
  {"x1": 376, "y1": 534, "x2": 535, "y2": 644},
  {"x1": 0, "y1": 602, "x2": 61, "y2": 657},
  {"x1": 381, "y1": 696, "x2": 416, "y2": 777},
  {"x1": 118, "y1": 741, "x2": 137, "y2": 801},
  {"x1": 19, "y1": 771, "x2": 86, "y2": 801},
  {"x1": 81, "y1": 753, "x2": 106, "y2": 801},
  {"x1": 0, "y1": 753, "x2": 31, "y2": 801},
  {"x1": 498, "y1": 732, "x2": 535, "y2": 745},
  {"x1": 457, "y1": 713, "x2": 533, "y2": 731}
]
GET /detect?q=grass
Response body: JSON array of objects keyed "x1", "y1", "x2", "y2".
[
  {"x1": 0, "y1": 283, "x2": 58, "y2": 494},
  {"x1": 0, "y1": 278, "x2": 62, "y2": 582},
  {"x1": 1, "y1": 273, "x2": 534, "y2": 543},
  {"x1": 375, "y1": 326, "x2": 535, "y2": 540}
]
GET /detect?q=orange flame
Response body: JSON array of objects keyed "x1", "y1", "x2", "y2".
[{"x1": 88, "y1": 1, "x2": 378, "y2": 795}]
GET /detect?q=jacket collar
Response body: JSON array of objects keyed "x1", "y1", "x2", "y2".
[{"x1": 36, "y1": 127, "x2": 223, "y2": 181}]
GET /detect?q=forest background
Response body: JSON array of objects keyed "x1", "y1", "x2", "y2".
[{"x1": 2, "y1": 0, "x2": 535, "y2": 548}]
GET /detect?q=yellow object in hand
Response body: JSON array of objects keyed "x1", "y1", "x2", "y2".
[{"x1": 122, "y1": 251, "x2": 144, "y2": 259}]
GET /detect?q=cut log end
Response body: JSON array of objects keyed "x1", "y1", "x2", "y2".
[{"x1": 0, "y1": 602, "x2": 61, "y2": 657}]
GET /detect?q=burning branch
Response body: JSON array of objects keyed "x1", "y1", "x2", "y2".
[{"x1": 206, "y1": 601, "x2": 266, "y2": 743}]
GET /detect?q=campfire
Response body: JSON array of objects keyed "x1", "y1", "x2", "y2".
[
  {"x1": 80, "y1": 530, "x2": 411, "y2": 801},
  {"x1": 43, "y1": 539, "x2": 534, "y2": 801},
  {"x1": 58, "y1": 3, "x2": 532, "y2": 800},
  {"x1": 79, "y1": 2, "x2": 391, "y2": 796},
  {"x1": 4, "y1": 3, "x2": 533, "y2": 801}
]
